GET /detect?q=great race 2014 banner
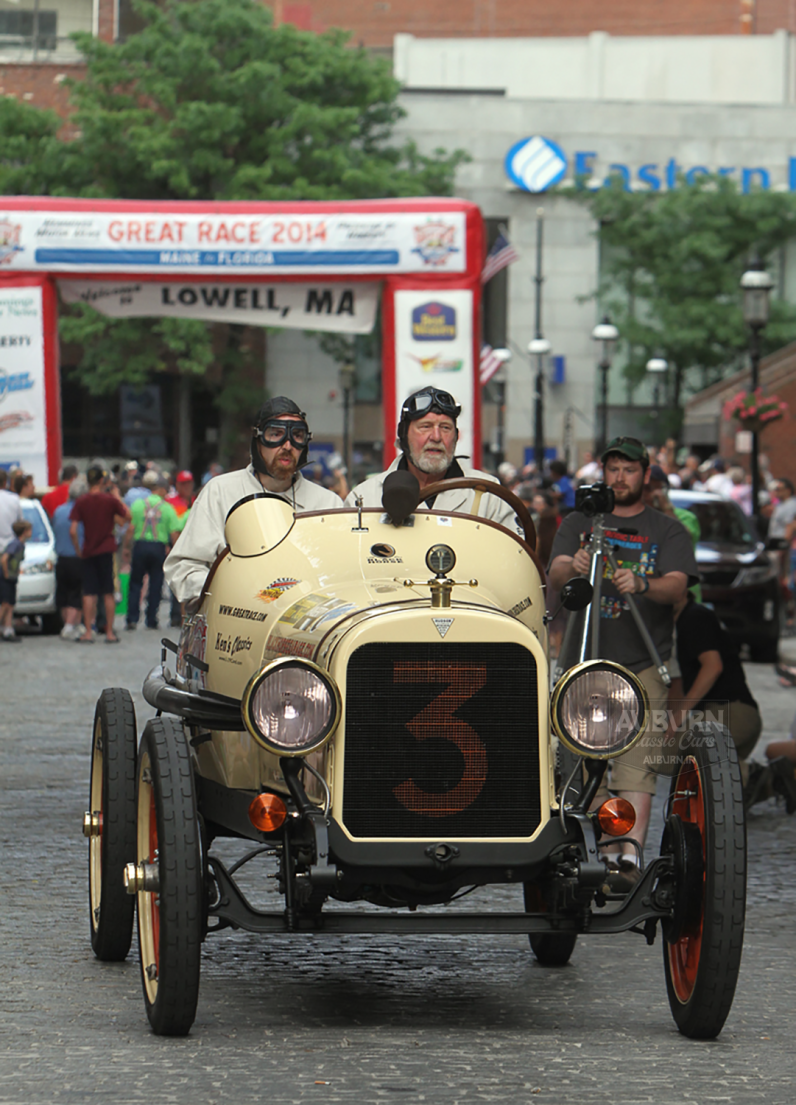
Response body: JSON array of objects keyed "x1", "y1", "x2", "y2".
[
  {"x1": 0, "y1": 285, "x2": 47, "y2": 483},
  {"x1": 58, "y1": 280, "x2": 380, "y2": 334},
  {"x1": 2, "y1": 210, "x2": 467, "y2": 275}
]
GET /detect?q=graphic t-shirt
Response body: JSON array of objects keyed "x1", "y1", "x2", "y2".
[
  {"x1": 70, "y1": 493, "x2": 126, "y2": 558},
  {"x1": 549, "y1": 506, "x2": 699, "y2": 672},
  {"x1": 676, "y1": 601, "x2": 757, "y2": 710}
]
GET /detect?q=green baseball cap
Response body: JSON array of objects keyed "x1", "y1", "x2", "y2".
[{"x1": 601, "y1": 436, "x2": 649, "y2": 467}]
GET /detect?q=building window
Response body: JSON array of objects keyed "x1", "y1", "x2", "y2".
[{"x1": 0, "y1": 9, "x2": 57, "y2": 51}]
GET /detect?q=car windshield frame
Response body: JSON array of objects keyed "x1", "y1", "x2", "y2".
[{"x1": 671, "y1": 494, "x2": 756, "y2": 546}]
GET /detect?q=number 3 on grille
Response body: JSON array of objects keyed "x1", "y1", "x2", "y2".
[{"x1": 392, "y1": 661, "x2": 488, "y2": 818}]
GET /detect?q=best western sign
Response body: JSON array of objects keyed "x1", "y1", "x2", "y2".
[{"x1": 505, "y1": 135, "x2": 796, "y2": 194}]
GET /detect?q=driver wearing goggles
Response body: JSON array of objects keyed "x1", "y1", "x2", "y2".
[
  {"x1": 165, "y1": 395, "x2": 341, "y2": 604},
  {"x1": 344, "y1": 385, "x2": 519, "y2": 531}
]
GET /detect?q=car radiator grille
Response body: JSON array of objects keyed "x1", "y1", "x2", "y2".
[{"x1": 342, "y1": 642, "x2": 541, "y2": 838}]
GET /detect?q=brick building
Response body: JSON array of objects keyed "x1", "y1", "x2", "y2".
[
  {"x1": 275, "y1": 0, "x2": 794, "y2": 48},
  {"x1": 683, "y1": 342, "x2": 796, "y2": 482}
]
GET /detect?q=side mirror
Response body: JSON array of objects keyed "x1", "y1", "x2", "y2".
[
  {"x1": 560, "y1": 577, "x2": 593, "y2": 611},
  {"x1": 382, "y1": 470, "x2": 420, "y2": 527}
]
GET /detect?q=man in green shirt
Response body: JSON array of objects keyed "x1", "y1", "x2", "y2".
[{"x1": 123, "y1": 475, "x2": 181, "y2": 630}]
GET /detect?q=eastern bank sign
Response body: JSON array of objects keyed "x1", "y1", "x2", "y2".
[{"x1": 505, "y1": 135, "x2": 796, "y2": 194}]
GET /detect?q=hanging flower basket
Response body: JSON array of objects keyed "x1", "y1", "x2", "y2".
[{"x1": 722, "y1": 388, "x2": 788, "y2": 434}]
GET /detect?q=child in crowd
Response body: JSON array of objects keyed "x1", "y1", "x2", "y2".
[{"x1": 0, "y1": 518, "x2": 33, "y2": 642}]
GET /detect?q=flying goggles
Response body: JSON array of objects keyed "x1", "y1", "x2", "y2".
[
  {"x1": 400, "y1": 387, "x2": 461, "y2": 422},
  {"x1": 254, "y1": 419, "x2": 311, "y2": 449}
]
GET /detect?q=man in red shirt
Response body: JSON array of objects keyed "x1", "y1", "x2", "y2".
[
  {"x1": 69, "y1": 465, "x2": 130, "y2": 643},
  {"x1": 166, "y1": 469, "x2": 195, "y2": 516},
  {"x1": 41, "y1": 465, "x2": 78, "y2": 519}
]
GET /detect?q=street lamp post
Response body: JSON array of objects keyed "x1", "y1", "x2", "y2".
[
  {"x1": 646, "y1": 356, "x2": 668, "y2": 443},
  {"x1": 591, "y1": 316, "x2": 619, "y2": 455},
  {"x1": 338, "y1": 362, "x2": 356, "y2": 479},
  {"x1": 740, "y1": 262, "x2": 774, "y2": 523},
  {"x1": 528, "y1": 335, "x2": 551, "y2": 472}
]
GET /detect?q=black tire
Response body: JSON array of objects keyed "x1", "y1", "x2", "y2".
[
  {"x1": 524, "y1": 883, "x2": 577, "y2": 966},
  {"x1": 135, "y1": 717, "x2": 202, "y2": 1036},
  {"x1": 40, "y1": 611, "x2": 63, "y2": 635},
  {"x1": 88, "y1": 688, "x2": 137, "y2": 961},
  {"x1": 662, "y1": 723, "x2": 746, "y2": 1039},
  {"x1": 529, "y1": 933, "x2": 578, "y2": 966}
]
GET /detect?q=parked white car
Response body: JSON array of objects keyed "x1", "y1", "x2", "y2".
[{"x1": 15, "y1": 499, "x2": 60, "y2": 634}]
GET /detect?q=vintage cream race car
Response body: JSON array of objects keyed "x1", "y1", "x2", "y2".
[{"x1": 84, "y1": 474, "x2": 745, "y2": 1038}]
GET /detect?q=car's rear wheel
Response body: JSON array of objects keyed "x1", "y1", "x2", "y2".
[
  {"x1": 523, "y1": 883, "x2": 577, "y2": 966},
  {"x1": 135, "y1": 717, "x2": 202, "y2": 1036},
  {"x1": 87, "y1": 688, "x2": 137, "y2": 961},
  {"x1": 662, "y1": 723, "x2": 745, "y2": 1039}
]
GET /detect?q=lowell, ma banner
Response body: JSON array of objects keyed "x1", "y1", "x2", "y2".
[{"x1": 58, "y1": 280, "x2": 380, "y2": 334}]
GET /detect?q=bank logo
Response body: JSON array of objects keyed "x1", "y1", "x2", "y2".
[
  {"x1": 505, "y1": 137, "x2": 568, "y2": 193},
  {"x1": 0, "y1": 220, "x2": 22, "y2": 264},
  {"x1": 411, "y1": 301, "x2": 456, "y2": 342}
]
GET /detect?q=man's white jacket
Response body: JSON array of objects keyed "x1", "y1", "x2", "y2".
[
  {"x1": 344, "y1": 457, "x2": 518, "y2": 530},
  {"x1": 165, "y1": 465, "x2": 341, "y2": 602}
]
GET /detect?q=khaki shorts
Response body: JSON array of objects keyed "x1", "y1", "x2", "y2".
[{"x1": 605, "y1": 663, "x2": 670, "y2": 796}]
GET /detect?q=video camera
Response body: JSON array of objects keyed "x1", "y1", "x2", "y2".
[{"x1": 575, "y1": 481, "x2": 615, "y2": 517}]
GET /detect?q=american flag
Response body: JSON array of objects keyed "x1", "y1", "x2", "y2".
[
  {"x1": 481, "y1": 231, "x2": 519, "y2": 285},
  {"x1": 480, "y1": 344, "x2": 503, "y2": 386}
]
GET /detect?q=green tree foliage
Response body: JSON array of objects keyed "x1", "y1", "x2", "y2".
[
  {"x1": 64, "y1": 0, "x2": 465, "y2": 202},
  {"x1": 5, "y1": 0, "x2": 466, "y2": 454},
  {"x1": 572, "y1": 175, "x2": 796, "y2": 413},
  {"x1": 0, "y1": 96, "x2": 64, "y2": 195}
]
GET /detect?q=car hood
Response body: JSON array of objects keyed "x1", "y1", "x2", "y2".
[
  {"x1": 21, "y1": 541, "x2": 55, "y2": 566},
  {"x1": 696, "y1": 543, "x2": 763, "y2": 563}
]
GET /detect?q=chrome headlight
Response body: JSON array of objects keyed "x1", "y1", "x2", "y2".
[
  {"x1": 550, "y1": 660, "x2": 648, "y2": 759},
  {"x1": 242, "y1": 658, "x2": 340, "y2": 756}
]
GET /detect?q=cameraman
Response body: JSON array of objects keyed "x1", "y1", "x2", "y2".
[{"x1": 548, "y1": 437, "x2": 698, "y2": 890}]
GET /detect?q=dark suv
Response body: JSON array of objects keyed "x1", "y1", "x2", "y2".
[{"x1": 670, "y1": 490, "x2": 780, "y2": 661}]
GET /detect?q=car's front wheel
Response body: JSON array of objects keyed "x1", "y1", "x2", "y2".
[
  {"x1": 134, "y1": 717, "x2": 202, "y2": 1036},
  {"x1": 523, "y1": 883, "x2": 577, "y2": 966},
  {"x1": 662, "y1": 723, "x2": 745, "y2": 1039}
]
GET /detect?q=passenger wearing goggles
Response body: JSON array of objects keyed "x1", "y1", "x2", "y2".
[
  {"x1": 165, "y1": 396, "x2": 340, "y2": 603},
  {"x1": 344, "y1": 386, "x2": 519, "y2": 531}
]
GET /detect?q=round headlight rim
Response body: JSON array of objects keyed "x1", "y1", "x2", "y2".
[
  {"x1": 550, "y1": 658, "x2": 649, "y2": 760},
  {"x1": 242, "y1": 656, "x2": 341, "y2": 758}
]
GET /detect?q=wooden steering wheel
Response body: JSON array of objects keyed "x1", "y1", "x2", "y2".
[{"x1": 417, "y1": 477, "x2": 537, "y2": 550}]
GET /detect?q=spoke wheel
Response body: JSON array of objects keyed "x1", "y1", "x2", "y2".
[
  {"x1": 88, "y1": 688, "x2": 137, "y2": 961},
  {"x1": 662, "y1": 724, "x2": 746, "y2": 1039},
  {"x1": 135, "y1": 717, "x2": 202, "y2": 1036},
  {"x1": 524, "y1": 883, "x2": 577, "y2": 966}
]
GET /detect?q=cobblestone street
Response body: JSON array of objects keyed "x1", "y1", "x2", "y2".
[{"x1": 1, "y1": 620, "x2": 795, "y2": 1104}]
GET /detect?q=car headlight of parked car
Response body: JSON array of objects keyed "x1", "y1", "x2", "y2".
[
  {"x1": 550, "y1": 660, "x2": 649, "y2": 759},
  {"x1": 19, "y1": 559, "x2": 54, "y2": 575},
  {"x1": 242, "y1": 658, "x2": 341, "y2": 756},
  {"x1": 735, "y1": 562, "x2": 777, "y2": 587}
]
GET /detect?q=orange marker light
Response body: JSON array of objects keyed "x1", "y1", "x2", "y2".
[
  {"x1": 248, "y1": 793, "x2": 288, "y2": 833},
  {"x1": 596, "y1": 797, "x2": 636, "y2": 837}
]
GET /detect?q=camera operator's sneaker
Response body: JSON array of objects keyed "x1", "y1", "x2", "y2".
[
  {"x1": 60, "y1": 623, "x2": 78, "y2": 640},
  {"x1": 1, "y1": 627, "x2": 20, "y2": 643}
]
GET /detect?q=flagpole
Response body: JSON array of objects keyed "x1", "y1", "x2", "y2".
[{"x1": 530, "y1": 208, "x2": 550, "y2": 473}]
